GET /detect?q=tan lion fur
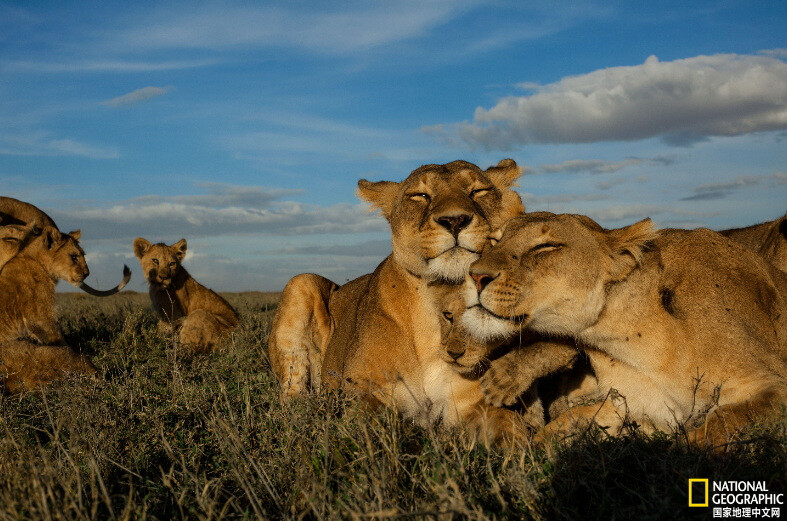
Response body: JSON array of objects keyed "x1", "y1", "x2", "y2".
[
  {"x1": 134, "y1": 238, "x2": 239, "y2": 353},
  {"x1": 268, "y1": 159, "x2": 527, "y2": 444},
  {"x1": 0, "y1": 340, "x2": 97, "y2": 394},
  {"x1": 463, "y1": 212, "x2": 787, "y2": 448},
  {"x1": 720, "y1": 213, "x2": 786, "y2": 272},
  {"x1": 0, "y1": 220, "x2": 40, "y2": 273},
  {"x1": 0, "y1": 253, "x2": 66, "y2": 346}
]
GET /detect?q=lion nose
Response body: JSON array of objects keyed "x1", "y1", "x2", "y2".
[
  {"x1": 471, "y1": 272, "x2": 495, "y2": 292},
  {"x1": 435, "y1": 214, "x2": 472, "y2": 236},
  {"x1": 446, "y1": 344, "x2": 465, "y2": 361}
]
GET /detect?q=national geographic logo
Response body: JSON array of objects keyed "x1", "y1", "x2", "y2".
[{"x1": 689, "y1": 479, "x2": 783, "y2": 518}]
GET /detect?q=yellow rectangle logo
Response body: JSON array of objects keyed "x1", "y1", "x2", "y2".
[{"x1": 688, "y1": 479, "x2": 709, "y2": 507}]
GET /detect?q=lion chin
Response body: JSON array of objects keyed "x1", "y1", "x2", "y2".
[
  {"x1": 461, "y1": 305, "x2": 519, "y2": 343},
  {"x1": 423, "y1": 248, "x2": 478, "y2": 283}
]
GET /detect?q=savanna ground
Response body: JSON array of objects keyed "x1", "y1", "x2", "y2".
[{"x1": 0, "y1": 292, "x2": 783, "y2": 521}]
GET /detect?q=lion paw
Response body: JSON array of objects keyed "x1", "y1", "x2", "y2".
[{"x1": 481, "y1": 360, "x2": 531, "y2": 407}]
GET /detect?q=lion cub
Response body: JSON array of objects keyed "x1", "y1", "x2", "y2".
[{"x1": 133, "y1": 238, "x2": 239, "y2": 352}]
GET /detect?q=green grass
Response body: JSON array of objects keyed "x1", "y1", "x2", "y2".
[{"x1": 0, "y1": 292, "x2": 783, "y2": 520}]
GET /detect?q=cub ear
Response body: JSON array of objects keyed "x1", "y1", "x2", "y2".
[
  {"x1": 171, "y1": 238, "x2": 187, "y2": 261},
  {"x1": 605, "y1": 218, "x2": 659, "y2": 281},
  {"x1": 133, "y1": 238, "x2": 152, "y2": 259},
  {"x1": 67, "y1": 229, "x2": 81, "y2": 241},
  {"x1": 484, "y1": 159, "x2": 523, "y2": 190},
  {"x1": 357, "y1": 179, "x2": 399, "y2": 220},
  {"x1": 42, "y1": 226, "x2": 62, "y2": 250}
]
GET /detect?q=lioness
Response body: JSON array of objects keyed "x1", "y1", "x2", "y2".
[
  {"x1": 463, "y1": 212, "x2": 787, "y2": 447},
  {"x1": 0, "y1": 340, "x2": 97, "y2": 394},
  {"x1": 0, "y1": 196, "x2": 130, "y2": 296},
  {"x1": 0, "y1": 219, "x2": 40, "y2": 273},
  {"x1": 268, "y1": 160, "x2": 527, "y2": 441},
  {"x1": 133, "y1": 238, "x2": 239, "y2": 352}
]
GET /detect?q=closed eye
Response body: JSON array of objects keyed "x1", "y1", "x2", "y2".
[
  {"x1": 529, "y1": 242, "x2": 564, "y2": 254},
  {"x1": 408, "y1": 193, "x2": 430, "y2": 202},
  {"x1": 470, "y1": 187, "x2": 492, "y2": 198}
]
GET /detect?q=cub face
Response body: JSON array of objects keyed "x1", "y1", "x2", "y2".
[
  {"x1": 438, "y1": 293, "x2": 492, "y2": 376},
  {"x1": 358, "y1": 159, "x2": 525, "y2": 283},
  {"x1": 37, "y1": 227, "x2": 90, "y2": 286},
  {"x1": 463, "y1": 212, "x2": 655, "y2": 340},
  {"x1": 134, "y1": 238, "x2": 187, "y2": 288}
]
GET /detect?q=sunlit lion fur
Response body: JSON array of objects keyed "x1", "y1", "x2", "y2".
[
  {"x1": 0, "y1": 340, "x2": 97, "y2": 394},
  {"x1": 134, "y1": 238, "x2": 239, "y2": 353},
  {"x1": 268, "y1": 159, "x2": 527, "y2": 444},
  {"x1": 464, "y1": 212, "x2": 787, "y2": 448},
  {"x1": 0, "y1": 219, "x2": 40, "y2": 273}
]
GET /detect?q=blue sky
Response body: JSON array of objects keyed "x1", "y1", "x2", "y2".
[{"x1": 1, "y1": 1, "x2": 785, "y2": 292}]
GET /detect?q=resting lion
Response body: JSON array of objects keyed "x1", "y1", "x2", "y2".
[
  {"x1": 133, "y1": 237, "x2": 239, "y2": 353},
  {"x1": 462, "y1": 212, "x2": 787, "y2": 447},
  {"x1": 0, "y1": 340, "x2": 97, "y2": 394},
  {"x1": 268, "y1": 160, "x2": 527, "y2": 443},
  {"x1": 0, "y1": 219, "x2": 40, "y2": 272},
  {"x1": 0, "y1": 196, "x2": 130, "y2": 296}
]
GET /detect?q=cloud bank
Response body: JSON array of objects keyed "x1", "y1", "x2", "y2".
[
  {"x1": 46, "y1": 183, "x2": 388, "y2": 241},
  {"x1": 432, "y1": 53, "x2": 787, "y2": 149}
]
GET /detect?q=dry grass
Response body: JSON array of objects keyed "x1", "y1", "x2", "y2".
[{"x1": 0, "y1": 292, "x2": 783, "y2": 520}]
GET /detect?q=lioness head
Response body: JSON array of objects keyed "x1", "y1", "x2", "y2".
[
  {"x1": 462, "y1": 212, "x2": 657, "y2": 340},
  {"x1": 358, "y1": 159, "x2": 525, "y2": 283},
  {"x1": 134, "y1": 237, "x2": 187, "y2": 288},
  {"x1": 30, "y1": 226, "x2": 91, "y2": 286}
]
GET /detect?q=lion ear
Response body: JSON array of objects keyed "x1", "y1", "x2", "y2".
[
  {"x1": 605, "y1": 218, "x2": 658, "y2": 281},
  {"x1": 484, "y1": 159, "x2": 523, "y2": 190},
  {"x1": 357, "y1": 179, "x2": 399, "y2": 220},
  {"x1": 42, "y1": 226, "x2": 62, "y2": 250},
  {"x1": 171, "y1": 238, "x2": 187, "y2": 261},
  {"x1": 133, "y1": 238, "x2": 152, "y2": 259},
  {"x1": 67, "y1": 229, "x2": 81, "y2": 241}
]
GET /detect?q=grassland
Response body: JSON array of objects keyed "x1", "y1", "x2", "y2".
[{"x1": 0, "y1": 291, "x2": 783, "y2": 520}]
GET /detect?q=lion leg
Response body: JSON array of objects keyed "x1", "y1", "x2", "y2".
[
  {"x1": 536, "y1": 398, "x2": 624, "y2": 444},
  {"x1": 464, "y1": 402, "x2": 531, "y2": 448},
  {"x1": 481, "y1": 340, "x2": 578, "y2": 407},
  {"x1": 25, "y1": 319, "x2": 66, "y2": 346},
  {"x1": 688, "y1": 386, "x2": 787, "y2": 449},
  {"x1": 177, "y1": 310, "x2": 231, "y2": 353},
  {"x1": 268, "y1": 273, "x2": 338, "y2": 399}
]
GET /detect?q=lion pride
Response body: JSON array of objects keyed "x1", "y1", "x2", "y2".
[
  {"x1": 268, "y1": 160, "x2": 528, "y2": 443},
  {"x1": 462, "y1": 212, "x2": 787, "y2": 447}
]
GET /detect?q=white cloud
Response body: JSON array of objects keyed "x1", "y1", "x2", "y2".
[
  {"x1": 45, "y1": 183, "x2": 388, "y2": 241},
  {"x1": 435, "y1": 53, "x2": 787, "y2": 149},
  {"x1": 4, "y1": 59, "x2": 216, "y2": 73},
  {"x1": 118, "y1": 2, "x2": 475, "y2": 54},
  {"x1": 0, "y1": 132, "x2": 119, "y2": 159},
  {"x1": 103, "y1": 86, "x2": 173, "y2": 107}
]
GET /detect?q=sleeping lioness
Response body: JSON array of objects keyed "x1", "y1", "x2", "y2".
[
  {"x1": 268, "y1": 160, "x2": 527, "y2": 443},
  {"x1": 462, "y1": 212, "x2": 787, "y2": 447}
]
